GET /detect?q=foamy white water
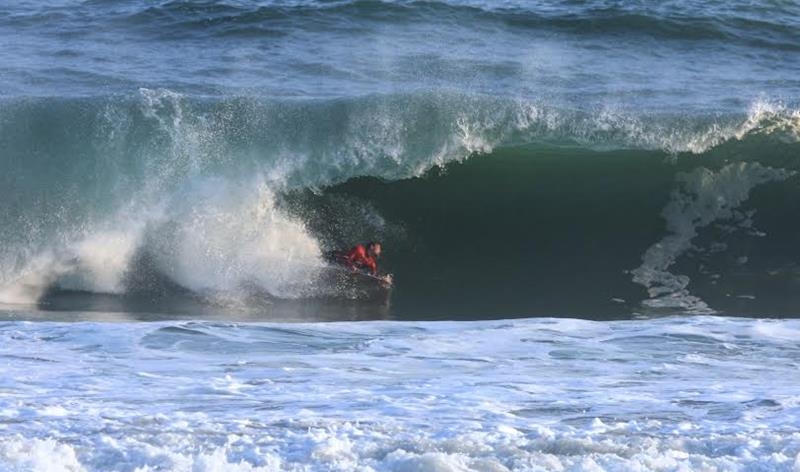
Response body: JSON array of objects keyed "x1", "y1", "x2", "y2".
[{"x1": 0, "y1": 316, "x2": 798, "y2": 471}]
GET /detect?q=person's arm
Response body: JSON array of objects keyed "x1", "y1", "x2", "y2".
[
  {"x1": 344, "y1": 246, "x2": 364, "y2": 271},
  {"x1": 343, "y1": 250, "x2": 357, "y2": 270}
]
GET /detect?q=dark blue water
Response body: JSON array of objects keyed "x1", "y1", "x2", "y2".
[{"x1": 3, "y1": 1, "x2": 799, "y2": 106}]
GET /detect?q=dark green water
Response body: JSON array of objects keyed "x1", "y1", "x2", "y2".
[{"x1": 288, "y1": 143, "x2": 800, "y2": 319}]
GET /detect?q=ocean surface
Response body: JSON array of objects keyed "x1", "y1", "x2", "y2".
[{"x1": 1, "y1": 0, "x2": 800, "y2": 470}]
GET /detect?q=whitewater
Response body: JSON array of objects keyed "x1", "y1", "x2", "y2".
[
  {"x1": 2, "y1": 317, "x2": 800, "y2": 471},
  {"x1": 2, "y1": 0, "x2": 800, "y2": 470}
]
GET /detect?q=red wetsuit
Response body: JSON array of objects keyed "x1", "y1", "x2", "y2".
[{"x1": 342, "y1": 244, "x2": 378, "y2": 275}]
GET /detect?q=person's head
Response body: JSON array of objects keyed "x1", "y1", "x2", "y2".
[{"x1": 367, "y1": 242, "x2": 382, "y2": 258}]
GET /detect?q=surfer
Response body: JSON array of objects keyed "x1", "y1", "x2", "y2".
[{"x1": 329, "y1": 242, "x2": 392, "y2": 286}]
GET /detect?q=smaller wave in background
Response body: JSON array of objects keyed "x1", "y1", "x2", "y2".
[
  {"x1": 13, "y1": 1, "x2": 800, "y2": 50},
  {"x1": 3, "y1": 0, "x2": 799, "y2": 104}
]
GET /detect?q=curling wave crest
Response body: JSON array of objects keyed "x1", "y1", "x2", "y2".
[{"x1": 0, "y1": 89, "x2": 798, "y2": 311}]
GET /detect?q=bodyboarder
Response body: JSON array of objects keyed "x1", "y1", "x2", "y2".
[{"x1": 329, "y1": 242, "x2": 392, "y2": 286}]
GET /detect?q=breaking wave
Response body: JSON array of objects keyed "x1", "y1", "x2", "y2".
[{"x1": 1, "y1": 89, "x2": 799, "y2": 317}]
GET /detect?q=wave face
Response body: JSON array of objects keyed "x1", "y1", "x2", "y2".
[
  {"x1": 290, "y1": 119, "x2": 800, "y2": 318},
  {"x1": 1, "y1": 89, "x2": 799, "y2": 318}
]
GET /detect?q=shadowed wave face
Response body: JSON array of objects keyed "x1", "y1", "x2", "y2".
[{"x1": 1, "y1": 0, "x2": 799, "y2": 320}]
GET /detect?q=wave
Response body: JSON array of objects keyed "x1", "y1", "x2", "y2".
[
  {"x1": 0, "y1": 89, "x2": 799, "y2": 316},
  {"x1": 13, "y1": 1, "x2": 794, "y2": 51}
]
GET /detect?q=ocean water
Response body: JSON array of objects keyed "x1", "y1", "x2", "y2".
[
  {"x1": 1, "y1": 0, "x2": 800, "y2": 470},
  {"x1": 2, "y1": 317, "x2": 800, "y2": 471}
]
